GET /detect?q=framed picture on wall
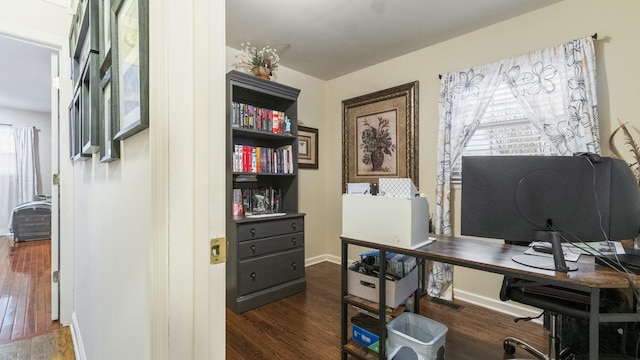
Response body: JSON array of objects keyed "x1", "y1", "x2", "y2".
[
  {"x1": 298, "y1": 126, "x2": 318, "y2": 169},
  {"x1": 111, "y1": 0, "x2": 149, "y2": 141},
  {"x1": 342, "y1": 81, "x2": 418, "y2": 192}
]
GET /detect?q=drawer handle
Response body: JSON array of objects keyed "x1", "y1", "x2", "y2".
[
  {"x1": 291, "y1": 238, "x2": 296, "y2": 245},
  {"x1": 291, "y1": 223, "x2": 296, "y2": 230},
  {"x1": 250, "y1": 228, "x2": 256, "y2": 236},
  {"x1": 250, "y1": 245, "x2": 256, "y2": 254},
  {"x1": 291, "y1": 262, "x2": 297, "y2": 270},
  {"x1": 250, "y1": 272, "x2": 256, "y2": 281}
]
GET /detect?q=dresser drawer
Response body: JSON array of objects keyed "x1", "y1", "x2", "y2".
[
  {"x1": 238, "y1": 232, "x2": 304, "y2": 259},
  {"x1": 238, "y1": 248, "x2": 304, "y2": 296},
  {"x1": 237, "y1": 217, "x2": 304, "y2": 241}
]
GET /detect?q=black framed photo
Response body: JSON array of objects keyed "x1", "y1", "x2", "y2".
[
  {"x1": 80, "y1": 53, "x2": 101, "y2": 155},
  {"x1": 111, "y1": 0, "x2": 149, "y2": 140},
  {"x1": 298, "y1": 126, "x2": 318, "y2": 169}
]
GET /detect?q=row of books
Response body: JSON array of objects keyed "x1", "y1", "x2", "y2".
[
  {"x1": 358, "y1": 250, "x2": 417, "y2": 279},
  {"x1": 232, "y1": 187, "x2": 282, "y2": 218},
  {"x1": 232, "y1": 144, "x2": 293, "y2": 174},
  {"x1": 231, "y1": 102, "x2": 291, "y2": 134}
]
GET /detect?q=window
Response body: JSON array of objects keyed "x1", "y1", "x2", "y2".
[
  {"x1": 451, "y1": 79, "x2": 557, "y2": 180},
  {"x1": 0, "y1": 125, "x2": 16, "y2": 176}
]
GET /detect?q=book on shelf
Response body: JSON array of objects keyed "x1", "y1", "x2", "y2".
[
  {"x1": 231, "y1": 101, "x2": 290, "y2": 135},
  {"x1": 232, "y1": 144, "x2": 294, "y2": 174}
]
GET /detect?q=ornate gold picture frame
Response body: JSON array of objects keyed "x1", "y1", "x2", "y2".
[{"x1": 342, "y1": 81, "x2": 418, "y2": 192}]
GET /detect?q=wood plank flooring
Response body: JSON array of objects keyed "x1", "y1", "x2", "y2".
[
  {"x1": 0, "y1": 236, "x2": 60, "y2": 343},
  {"x1": 0, "y1": 326, "x2": 74, "y2": 360},
  {"x1": 226, "y1": 261, "x2": 548, "y2": 360}
]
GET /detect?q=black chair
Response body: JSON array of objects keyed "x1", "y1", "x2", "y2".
[{"x1": 500, "y1": 276, "x2": 592, "y2": 359}]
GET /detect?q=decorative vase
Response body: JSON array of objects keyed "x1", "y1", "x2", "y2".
[
  {"x1": 370, "y1": 148, "x2": 385, "y2": 171},
  {"x1": 252, "y1": 66, "x2": 271, "y2": 80}
]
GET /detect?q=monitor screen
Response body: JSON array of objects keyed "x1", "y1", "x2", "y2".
[{"x1": 460, "y1": 155, "x2": 640, "y2": 246}]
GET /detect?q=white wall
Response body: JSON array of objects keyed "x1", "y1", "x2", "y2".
[{"x1": 0, "y1": 107, "x2": 52, "y2": 196}]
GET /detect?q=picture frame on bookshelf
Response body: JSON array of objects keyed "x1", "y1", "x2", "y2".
[
  {"x1": 112, "y1": 0, "x2": 149, "y2": 141},
  {"x1": 342, "y1": 81, "x2": 418, "y2": 192},
  {"x1": 297, "y1": 126, "x2": 318, "y2": 169}
]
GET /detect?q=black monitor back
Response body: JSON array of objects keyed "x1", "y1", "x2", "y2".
[{"x1": 460, "y1": 155, "x2": 640, "y2": 245}]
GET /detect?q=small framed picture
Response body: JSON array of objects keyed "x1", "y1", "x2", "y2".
[{"x1": 298, "y1": 126, "x2": 318, "y2": 169}]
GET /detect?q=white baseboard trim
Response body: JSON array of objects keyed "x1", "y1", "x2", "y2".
[
  {"x1": 305, "y1": 254, "x2": 340, "y2": 267},
  {"x1": 454, "y1": 288, "x2": 543, "y2": 325},
  {"x1": 70, "y1": 312, "x2": 87, "y2": 360}
]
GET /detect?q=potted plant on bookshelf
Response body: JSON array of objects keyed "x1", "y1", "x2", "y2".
[
  {"x1": 235, "y1": 42, "x2": 279, "y2": 80},
  {"x1": 360, "y1": 115, "x2": 396, "y2": 172}
]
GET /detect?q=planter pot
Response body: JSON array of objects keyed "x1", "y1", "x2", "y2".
[{"x1": 252, "y1": 66, "x2": 271, "y2": 80}]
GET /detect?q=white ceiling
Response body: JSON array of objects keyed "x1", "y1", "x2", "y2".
[
  {"x1": 0, "y1": 35, "x2": 55, "y2": 113},
  {"x1": 227, "y1": 0, "x2": 563, "y2": 80},
  {"x1": 0, "y1": 0, "x2": 564, "y2": 113}
]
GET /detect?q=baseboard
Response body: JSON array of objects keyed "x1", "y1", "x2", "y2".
[
  {"x1": 305, "y1": 254, "x2": 340, "y2": 267},
  {"x1": 454, "y1": 288, "x2": 543, "y2": 325},
  {"x1": 70, "y1": 312, "x2": 87, "y2": 360}
]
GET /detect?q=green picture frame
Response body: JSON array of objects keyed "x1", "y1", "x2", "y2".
[{"x1": 111, "y1": 0, "x2": 149, "y2": 141}]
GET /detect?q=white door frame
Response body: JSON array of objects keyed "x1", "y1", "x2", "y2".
[{"x1": 50, "y1": 52, "x2": 60, "y2": 321}]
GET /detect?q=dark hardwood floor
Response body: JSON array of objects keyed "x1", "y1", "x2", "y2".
[
  {"x1": 0, "y1": 236, "x2": 60, "y2": 344},
  {"x1": 226, "y1": 261, "x2": 547, "y2": 359}
]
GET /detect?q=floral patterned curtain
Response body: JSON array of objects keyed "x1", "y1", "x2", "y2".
[{"x1": 429, "y1": 36, "x2": 599, "y2": 298}]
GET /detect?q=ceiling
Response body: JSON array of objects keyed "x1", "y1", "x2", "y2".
[
  {"x1": 0, "y1": 0, "x2": 565, "y2": 113},
  {"x1": 227, "y1": 0, "x2": 563, "y2": 80},
  {"x1": 0, "y1": 35, "x2": 55, "y2": 113}
]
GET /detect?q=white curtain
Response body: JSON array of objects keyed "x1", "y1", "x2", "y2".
[
  {"x1": 0, "y1": 125, "x2": 17, "y2": 235},
  {"x1": 430, "y1": 36, "x2": 599, "y2": 298},
  {"x1": 13, "y1": 125, "x2": 38, "y2": 205}
]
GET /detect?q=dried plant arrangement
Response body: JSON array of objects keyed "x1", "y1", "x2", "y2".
[{"x1": 609, "y1": 119, "x2": 640, "y2": 186}]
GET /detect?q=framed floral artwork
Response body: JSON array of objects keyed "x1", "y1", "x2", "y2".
[{"x1": 342, "y1": 81, "x2": 418, "y2": 192}]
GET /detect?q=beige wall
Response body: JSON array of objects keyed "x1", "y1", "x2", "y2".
[{"x1": 323, "y1": 0, "x2": 640, "y2": 311}]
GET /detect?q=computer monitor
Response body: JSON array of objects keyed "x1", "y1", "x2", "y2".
[{"x1": 460, "y1": 154, "x2": 640, "y2": 270}]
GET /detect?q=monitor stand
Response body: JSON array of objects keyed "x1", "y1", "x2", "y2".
[{"x1": 512, "y1": 230, "x2": 578, "y2": 272}]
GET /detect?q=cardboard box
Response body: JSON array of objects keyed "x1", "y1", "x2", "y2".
[
  {"x1": 347, "y1": 266, "x2": 418, "y2": 308},
  {"x1": 342, "y1": 194, "x2": 431, "y2": 249},
  {"x1": 352, "y1": 323, "x2": 380, "y2": 353}
]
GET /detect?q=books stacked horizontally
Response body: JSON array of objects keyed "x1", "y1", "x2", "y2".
[
  {"x1": 232, "y1": 144, "x2": 293, "y2": 174},
  {"x1": 231, "y1": 102, "x2": 291, "y2": 134}
]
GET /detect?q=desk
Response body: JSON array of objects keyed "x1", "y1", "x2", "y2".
[{"x1": 341, "y1": 234, "x2": 640, "y2": 360}]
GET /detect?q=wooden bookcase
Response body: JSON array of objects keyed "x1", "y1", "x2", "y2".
[{"x1": 225, "y1": 70, "x2": 306, "y2": 313}]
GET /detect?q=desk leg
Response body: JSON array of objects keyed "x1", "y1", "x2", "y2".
[
  {"x1": 341, "y1": 240, "x2": 348, "y2": 360},
  {"x1": 589, "y1": 287, "x2": 600, "y2": 360},
  {"x1": 378, "y1": 249, "x2": 387, "y2": 359}
]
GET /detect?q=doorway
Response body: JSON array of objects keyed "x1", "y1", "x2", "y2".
[{"x1": 0, "y1": 33, "x2": 61, "y2": 334}]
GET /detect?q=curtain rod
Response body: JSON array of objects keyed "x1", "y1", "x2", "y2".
[
  {"x1": 438, "y1": 33, "x2": 599, "y2": 80},
  {"x1": 0, "y1": 123, "x2": 37, "y2": 129}
]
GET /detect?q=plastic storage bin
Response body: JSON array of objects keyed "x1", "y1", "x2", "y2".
[{"x1": 386, "y1": 312, "x2": 448, "y2": 360}]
